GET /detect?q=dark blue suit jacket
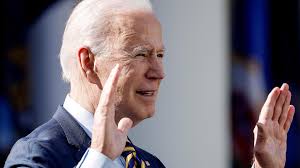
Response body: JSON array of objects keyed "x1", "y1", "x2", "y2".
[{"x1": 4, "y1": 106, "x2": 165, "y2": 168}]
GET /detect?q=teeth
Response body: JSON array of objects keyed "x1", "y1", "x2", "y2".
[
  {"x1": 137, "y1": 91, "x2": 154, "y2": 96},
  {"x1": 144, "y1": 91, "x2": 153, "y2": 96}
]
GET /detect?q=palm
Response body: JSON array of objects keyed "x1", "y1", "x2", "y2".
[
  {"x1": 109, "y1": 118, "x2": 130, "y2": 157},
  {"x1": 267, "y1": 121, "x2": 286, "y2": 165},
  {"x1": 255, "y1": 120, "x2": 286, "y2": 167},
  {"x1": 253, "y1": 84, "x2": 295, "y2": 168}
]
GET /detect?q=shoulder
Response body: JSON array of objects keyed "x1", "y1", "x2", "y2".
[
  {"x1": 26, "y1": 118, "x2": 64, "y2": 141},
  {"x1": 18, "y1": 118, "x2": 67, "y2": 148},
  {"x1": 4, "y1": 119, "x2": 71, "y2": 168}
]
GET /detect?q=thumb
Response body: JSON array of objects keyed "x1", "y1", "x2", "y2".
[
  {"x1": 254, "y1": 123, "x2": 267, "y2": 145},
  {"x1": 118, "y1": 117, "x2": 133, "y2": 135}
]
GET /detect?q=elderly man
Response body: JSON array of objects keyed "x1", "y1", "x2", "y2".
[{"x1": 4, "y1": 0, "x2": 295, "y2": 168}]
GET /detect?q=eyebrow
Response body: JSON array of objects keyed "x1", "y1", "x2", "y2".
[
  {"x1": 158, "y1": 47, "x2": 165, "y2": 52},
  {"x1": 132, "y1": 46, "x2": 151, "y2": 53},
  {"x1": 131, "y1": 45, "x2": 165, "y2": 54}
]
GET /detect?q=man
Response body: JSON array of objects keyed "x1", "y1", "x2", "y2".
[{"x1": 4, "y1": 0, "x2": 295, "y2": 168}]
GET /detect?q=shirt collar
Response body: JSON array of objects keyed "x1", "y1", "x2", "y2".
[{"x1": 63, "y1": 94, "x2": 93, "y2": 138}]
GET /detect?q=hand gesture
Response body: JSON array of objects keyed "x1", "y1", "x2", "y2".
[
  {"x1": 253, "y1": 83, "x2": 295, "y2": 168},
  {"x1": 91, "y1": 64, "x2": 133, "y2": 160}
]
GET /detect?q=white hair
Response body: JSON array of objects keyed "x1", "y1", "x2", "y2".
[{"x1": 59, "y1": 0, "x2": 153, "y2": 82}]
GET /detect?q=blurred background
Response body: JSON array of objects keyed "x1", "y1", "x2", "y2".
[{"x1": 1, "y1": 0, "x2": 300, "y2": 167}]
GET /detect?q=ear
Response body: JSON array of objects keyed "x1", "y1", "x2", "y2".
[{"x1": 77, "y1": 47, "x2": 101, "y2": 86}]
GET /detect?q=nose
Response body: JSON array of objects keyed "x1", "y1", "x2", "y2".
[{"x1": 145, "y1": 57, "x2": 165, "y2": 80}]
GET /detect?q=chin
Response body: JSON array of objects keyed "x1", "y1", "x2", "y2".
[
  {"x1": 132, "y1": 106, "x2": 156, "y2": 121},
  {"x1": 141, "y1": 107, "x2": 156, "y2": 119},
  {"x1": 130, "y1": 108, "x2": 155, "y2": 127}
]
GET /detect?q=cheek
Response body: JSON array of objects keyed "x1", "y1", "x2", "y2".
[
  {"x1": 117, "y1": 60, "x2": 147, "y2": 95},
  {"x1": 120, "y1": 58, "x2": 147, "y2": 81},
  {"x1": 116, "y1": 61, "x2": 136, "y2": 96}
]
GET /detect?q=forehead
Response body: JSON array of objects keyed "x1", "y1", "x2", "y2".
[{"x1": 107, "y1": 11, "x2": 164, "y2": 51}]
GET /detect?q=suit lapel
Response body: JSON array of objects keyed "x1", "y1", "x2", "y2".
[{"x1": 53, "y1": 105, "x2": 91, "y2": 161}]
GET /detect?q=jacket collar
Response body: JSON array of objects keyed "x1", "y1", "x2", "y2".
[{"x1": 53, "y1": 105, "x2": 91, "y2": 152}]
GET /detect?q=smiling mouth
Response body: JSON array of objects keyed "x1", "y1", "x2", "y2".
[{"x1": 136, "y1": 90, "x2": 155, "y2": 96}]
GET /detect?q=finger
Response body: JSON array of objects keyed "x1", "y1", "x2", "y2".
[
  {"x1": 253, "y1": 123, "x2": 269, "y2": 158},
  {"x1": 279, "y1": 91, "x2": 291, "y2": 126},
  {"x1": 258, "y1": 87, "x2": 280, "y2": 122},
  {"x1": 97, "y1": 64, "x2": 121, "y2": 114},
  {"x1": 284, "y1": 105, "x2": 295, "y2": 132},
  {"x1": 272, "y1": 84, "x2": 289, "y2": 121},
  {"x1": 118, "y1": 117, "x2": 133, "y2": 135},
  {"x1": 253, "y1": 125, "x2": 258, "y2": 145}
]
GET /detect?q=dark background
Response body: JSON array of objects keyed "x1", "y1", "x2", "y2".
[{"x1": 0, "y1": 0, "x2": 58, "y2": 166}]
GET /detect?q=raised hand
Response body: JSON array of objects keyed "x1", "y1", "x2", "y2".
[
  {"x1": 90, "y1": 64, "x2": 133, "y2": 160},
  {"x1": 253, "y1": 83, "x2": 295, "y2": 168}
]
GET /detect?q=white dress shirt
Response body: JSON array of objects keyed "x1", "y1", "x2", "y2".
[{"x1": 63, "y1": 95, "x2": 125, "y2": 168}]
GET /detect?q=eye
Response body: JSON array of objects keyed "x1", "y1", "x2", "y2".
[
  {"x1": 157, "y1": 53, "x2": 164, "y2": 58},
  {"x1": 135, "y1": 53, "x2": 147, "y2": 57}
]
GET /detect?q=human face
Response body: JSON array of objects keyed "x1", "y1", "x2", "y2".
[{"x1": 96, "y1": 11, "x2": 165, "y2": 124}]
